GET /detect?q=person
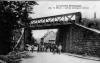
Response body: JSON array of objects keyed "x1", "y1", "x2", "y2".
[
  {"x1": 34, "y1": 45, "x2": 38, "y2": 52},
  {"x1": 58, "y1": 44, "x2": 62, "y2": 54},
  {"x1": 53, "y1": 45, "x2": 57, "y2": 54},
  {"x1": 28, "y1": 45, "x2": 32, "y2": 52},
  {"x1": 31, "y1": 45, "x2": 34, "y2": 52},
  {"x1": 41, "y1": 45, "x2": 44, "y2": 52}
]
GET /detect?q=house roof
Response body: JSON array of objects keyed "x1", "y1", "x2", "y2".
[{"x1": 42, "y1": 31, "x2": 56, "y2": 39}]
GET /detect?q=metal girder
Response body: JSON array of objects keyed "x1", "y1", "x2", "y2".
[{"x1": 30, "y1": 12, "x2": 81, "y2": 28}]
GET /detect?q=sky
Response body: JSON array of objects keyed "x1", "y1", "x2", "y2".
[
  {"x1": 29, "y1": 1, "x2": 100, "y2": 19},
  {"x1": 29, "y1": 1, "x2": 100, "y2": 39}
]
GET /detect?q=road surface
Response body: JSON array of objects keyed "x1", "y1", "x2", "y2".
[{"x1": 21, "y1": 52, "x2": 100, "y2": 63}]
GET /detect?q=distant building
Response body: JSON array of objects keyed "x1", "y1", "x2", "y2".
[{"x1": 41, "y1": 31, "x2": 56, "y2": 44}]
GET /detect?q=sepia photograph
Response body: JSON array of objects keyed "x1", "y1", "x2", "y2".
[{"x1": 0, "y1": 0, "x2": 100, "y2": 63}]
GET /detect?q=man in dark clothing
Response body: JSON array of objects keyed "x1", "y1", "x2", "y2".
[{"x1": 53, "y1": 45, "x2": 58, "y2": 54}]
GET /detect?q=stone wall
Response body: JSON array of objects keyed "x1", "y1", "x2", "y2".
[
  {"x1": 56, "y1": 24, "x2": 100, "y2": 57},
  {"x1": 69, "y1": 24, "x2": 100, "y2": 57}
]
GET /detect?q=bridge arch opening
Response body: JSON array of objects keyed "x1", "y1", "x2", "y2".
[{"x1": 31, "y1": 29, "x2": 58, "y2": 44}]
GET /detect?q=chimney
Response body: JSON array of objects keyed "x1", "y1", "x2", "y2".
[{"x1": 94, "y1": 12, "x2": 96, "y2": 20}]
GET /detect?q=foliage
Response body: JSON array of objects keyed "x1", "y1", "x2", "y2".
[
  {"x1": 0, "y1": 1, "x2": 38, "y2": 29},
  {"x1": 81, "y1": 18, "x2": 100, "y2": 29}
]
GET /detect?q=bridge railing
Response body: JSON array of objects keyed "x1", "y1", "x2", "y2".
[{"x1": 30, "y1": 12, "x2": 81, "y2": 27}]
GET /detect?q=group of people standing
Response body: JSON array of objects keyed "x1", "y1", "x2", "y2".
[
  {"x1": 51, "y1": 44, "x2": 62, "y2": 54},
  {"x1": 26, "y1": 44, "x2": 62, "y2": 54}
]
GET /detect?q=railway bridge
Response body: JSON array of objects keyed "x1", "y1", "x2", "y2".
[
  {"x1": 17, "y1": 12, "x2": 100, "y2": 56},
  {"x1": 25, "y1": 12, "x2": 81, "y2": 51}
]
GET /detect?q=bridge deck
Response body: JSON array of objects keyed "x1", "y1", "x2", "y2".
[{"x1": 30, "y1": 12, "x2": 81, "y2": 28}]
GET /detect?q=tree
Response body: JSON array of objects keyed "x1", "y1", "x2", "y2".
[
  {"x1": 0, "y1": 1, "x2": 38, "y2": 28},
  {"x1": 0, "y1": 1, "x2": 38, "y2": 54}
]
